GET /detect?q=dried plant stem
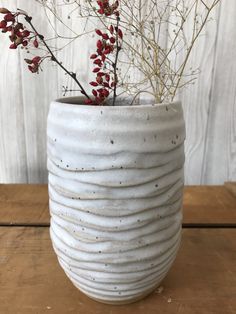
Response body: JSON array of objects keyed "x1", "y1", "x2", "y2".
[
  {"x1": 35, "y1": 0, "x2": 221, "y2": 104},
  {"x1": 112, "y1": 16, "x2": 121, "y2": 106},
  {"x1": 171, "y1": 0, "x2": 220, "y2": 100},
  {"x1": 24, "y1": 15, "x2": 91, "y2": 100}
]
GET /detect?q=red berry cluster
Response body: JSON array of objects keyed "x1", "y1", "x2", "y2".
[
  {"x1": 25, "y1": 56, "x2": 41, "y2": 73},
  {"x1": 0, "y1": 8, "x2": 41, "y2": 73},
  {"x1": 0, "y1": 8, "x2": 39, "y2": 50},
  {"x1": 88, "y1": 1, "x2": 123, "y2": 105},
  {"x1": 97, "y1": 0, "x2": 119, "y2": 16}
]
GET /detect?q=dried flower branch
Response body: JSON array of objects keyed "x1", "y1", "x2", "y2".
[{"x1": 1, "y1": 0, "x2": 220, "y2": 105}]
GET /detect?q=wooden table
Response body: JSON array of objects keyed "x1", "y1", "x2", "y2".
[{"x1": 0, "y1": 184, "x2": 235, "y2": 314}]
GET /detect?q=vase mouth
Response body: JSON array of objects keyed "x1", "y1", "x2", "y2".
[{"x1": 53, "y1": 96, "x2": 181, "y2": 109}]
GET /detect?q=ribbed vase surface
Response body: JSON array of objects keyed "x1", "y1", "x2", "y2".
[{"x1": 47, "y1": 97, "x2": 185, "y2": 304}]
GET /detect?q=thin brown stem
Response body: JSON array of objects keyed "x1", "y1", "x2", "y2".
[{"x1": 24, "y1": 14, "x2": 91, "y2": 100}]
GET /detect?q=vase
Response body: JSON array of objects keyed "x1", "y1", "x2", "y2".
[{"x1": 47, "y1": 97, "x2": 185, "y2": 304}]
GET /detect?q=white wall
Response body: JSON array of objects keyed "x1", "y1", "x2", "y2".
[{"x1": 0, "y1": 0, "x2": 235, "y2": 184}]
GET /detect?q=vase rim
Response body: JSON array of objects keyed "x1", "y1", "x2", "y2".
[{"x1": 52, "y1": 96, "x2": 181, "y2": 110}]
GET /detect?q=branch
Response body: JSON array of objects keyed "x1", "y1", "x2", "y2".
[{"x1": 24, "y1": 14, "x2": 91, "y2": 100}]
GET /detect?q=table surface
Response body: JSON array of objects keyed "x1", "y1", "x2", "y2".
[{"x1": 0, "y1": 184, "x2": 235, "y2": 314}]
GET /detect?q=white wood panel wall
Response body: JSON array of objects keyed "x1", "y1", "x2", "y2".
[{"x1": 0, "y1": 0, "x2": 235, "y2": 184}]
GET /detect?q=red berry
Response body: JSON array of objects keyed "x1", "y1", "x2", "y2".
[
  {"x1": 102, "y1": 33, "x2": 109, "y2": 40},
  {"x1": 4, "y1": 13, "x2": 15, "y2": 22},
  {"x1": 32, "y1": 56, "x2": 41, "y2": 64},
  {"x1": 90, "y1": 54, "x2": 97, "y2": 59},
  {"x1": 84, "y1": 99, "x2": 94, "y2": 105},
  {"x1": 9, "y1": 43, "x2": 17, "y2": 49},
  {"x1": 103, "y1": 82, "x2": 110, "y2": 88},
  {"x1": 98, "y1": 8, "x2": 105, "y2": 14},
  {"x1": 105, "y1": 74, "x2": 110, "y2": 81},
  {"x1": 15, "y1": 30, "x2": 23, "y2": 37},
  {"x1": 92, "y1": 89, "x2": 98, "y2": 97},
  {"x1": 96, "y1": 49, "x2": 103, "y2": 56},
  {"x1": 110, "y1": 37, "x2": 115, "y2": 44},
  {"x1": 97, "y1": 40, "x2": 103, "y2": 50},
  {"x1": 95, "y1": 29, "x2": 103, "y2": 36},
  {"x1": 109, "y1": 25, "x2": 114, "y2": 34},
  {"x1": 101, "y1": 54, "x2": 106, "y2": 62},
  {"x1": 22, "y1": 30, "x2": 30, "y2": 37},
  {"x1": 94, "y1": 59, "x2": 102, "y2": 65},
  {"x1": 22, "y1": 41, "x2": 28, "y2": 47},
  {"x1": 104, "y1": 47, "x2": 111, "y2": 54},
  {"x1": 93, "y1": 67, "x2": 101, "y2": 73},
  {"x1": 118, "y1": 29, "x2": 123, "y2": 39},
  {"x1": 33, "y1": 39, "x2": 39, "y2": 48},
  {"x1": 96, "y1": 76, "x2": 103, "y2": 84},
  {"x1": 0, "y1": 20, "x2": 7, "y2": 28},
  {"x1": 103, "y1": 89, "x2": 109, "y2": 97},
  {"x1": 90, "y1": 82, "x2": 99, "y2": 87}
]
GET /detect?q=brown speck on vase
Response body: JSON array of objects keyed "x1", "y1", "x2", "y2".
[{"x1": 110, "y1": 139, "x2": 114, "y2": 144}]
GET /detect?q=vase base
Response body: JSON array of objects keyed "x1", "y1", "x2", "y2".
[{"x1": 81, "y1": 283, "x2": 161, "y2": 305}]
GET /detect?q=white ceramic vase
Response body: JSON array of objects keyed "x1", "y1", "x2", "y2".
[{"x1": 47, "y1": 97, "x2": 185, "y2": 304}]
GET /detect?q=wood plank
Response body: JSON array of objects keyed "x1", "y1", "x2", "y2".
[
  {"x1": 225, "y1": 182, "x2": 236, "y2": 197},
  {"x1": 183, "y1": 185, "x2": 236, "y2": 224},
  {"x1": 0, "y1": 184, "x2": 49, "y2": 225},
  {"x1": 0, "y1": 184, "x2": 235, "y2": 225},
  {"x1": 0, "y1": 227, "x2": 235, "y2": 313}
]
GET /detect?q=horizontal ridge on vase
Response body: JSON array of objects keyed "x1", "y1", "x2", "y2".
[{"x1": 47, "y1": 96, "x2": 186, "y2": 305}]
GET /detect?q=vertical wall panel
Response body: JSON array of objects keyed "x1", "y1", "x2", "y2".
[
  {"x1": 18, "y1": 0, "x2": 59, "y2": 183},
  {"x1": 202, "y1": 1, "x2": 236, "y2": 184},
  {"x1": 177, "y1": 1, "x2": 220, "y2": 184},
  {"x1": 0, "y1": 0, "x2": 28, "y2": 183}
]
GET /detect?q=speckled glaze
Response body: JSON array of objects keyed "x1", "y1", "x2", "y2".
[{"x1": 47, "y1": 97, "x2": 185, "y2": 304}]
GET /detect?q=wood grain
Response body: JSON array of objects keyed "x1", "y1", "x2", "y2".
[
  {"x1": 202, "y1": 1, "x2": 236, "y2": 184},
  {"x1": 0, "y1": 227, "x2": 235, "y2": 314},
  {"x1": 177, "y1": 0, "x2": 220, "y2": 185},
  {"x1": 0, "y1": 184, "x2": 235, "y2": 225}
]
